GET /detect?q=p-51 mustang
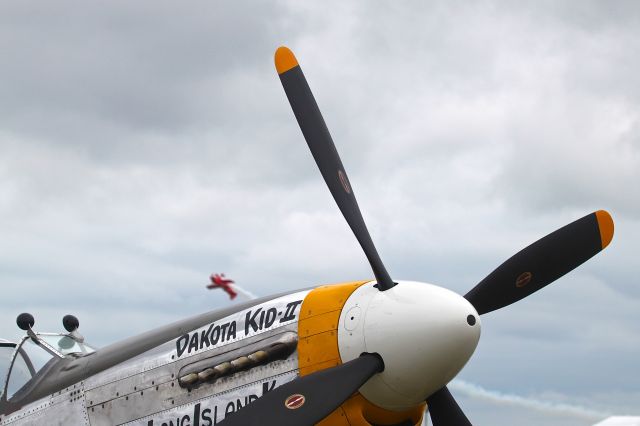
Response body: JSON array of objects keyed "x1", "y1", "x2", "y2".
[{"x1": 0, "y1": 47, "x2": 614, "y2": 426}]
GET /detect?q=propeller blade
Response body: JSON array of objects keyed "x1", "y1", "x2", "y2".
[
  {"x1": 465, "y1": 210, "x2": 614, "y2": 315},
  {"x1": 218, "y1": 353, "x2": 384, "y2": 426},
  {"x1": 275, "y1": 46, "x2": 395, "y2": 291},
  {"x1": 427, "y1": 386, "x2": 472, "y2": 426}
]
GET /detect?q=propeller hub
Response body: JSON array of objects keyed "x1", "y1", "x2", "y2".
[{"x1": 338, "y1": 281, "x2": 480, "y2": 410}]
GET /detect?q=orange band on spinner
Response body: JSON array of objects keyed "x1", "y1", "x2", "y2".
[{"x1": 297, "y1": 281, "x2": 425, "y2": 426}]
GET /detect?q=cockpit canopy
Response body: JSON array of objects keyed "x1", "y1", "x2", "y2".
[{"x1": 1, "y1": 333, "x2": 95, "y2": 402}]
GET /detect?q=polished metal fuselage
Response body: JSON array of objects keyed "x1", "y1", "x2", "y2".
[{"x1": 0, "y1": 290, "x2": 309, "y2": 426}]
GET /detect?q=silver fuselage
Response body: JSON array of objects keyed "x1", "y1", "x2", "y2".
[{"x1": 0, "y1": 289, "x2": 307, "y2": 426}]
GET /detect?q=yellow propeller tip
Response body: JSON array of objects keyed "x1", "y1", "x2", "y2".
[
  {"x1": 595, "y1": 210, "x2": 614, "y2": 249},
  {"x1": 275, "y1": 46, "x2": 299, "y2": 75}
]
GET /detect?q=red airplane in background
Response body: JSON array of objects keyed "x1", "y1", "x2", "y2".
[{"x1": 207, "y1": 273, "x2": 238, "y2": 300}]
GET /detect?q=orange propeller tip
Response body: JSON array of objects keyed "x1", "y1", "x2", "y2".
[
  {"x1": 275, "y1": 46, "x2": 299, "y2": 74},
  {"x1": 595, "y1": 210, "x2": 614, "y2": 249}
]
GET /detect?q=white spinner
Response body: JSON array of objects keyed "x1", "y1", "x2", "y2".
[{"x1": 338, "y1": 281, "x2": 481, "y2": 411}]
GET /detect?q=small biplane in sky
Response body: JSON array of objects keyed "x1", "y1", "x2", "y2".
[
  {"x1": 0, "y1": 47, "x2": 614, "y2": 426},
  {"x1": 207, "y1": 274, "x2": 238, "y2": 300}
]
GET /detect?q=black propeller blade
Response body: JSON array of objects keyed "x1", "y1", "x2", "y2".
[
  {"x1": 217, "y1": 353, "x2": 384, "y2": 426},
  {"x1": 465, "y1": 210, "x2": 614, "y2": 315},
  {"x1": 427, "y1": 386, "x2": 472, "y2": 426},
  {"x1": 275, "y1": 46, "x2": 396, "y2": 291}
]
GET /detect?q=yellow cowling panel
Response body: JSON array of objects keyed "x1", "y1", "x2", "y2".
[
  {"x1": 298, "y1": 282, "x2": 365, "y2": 374},
  {"x1": 341, "y1": 394, "x2": 426, "y2": 426},
  {"x1": 297, "y1": 281, "x2": 425, "y2": 426}
]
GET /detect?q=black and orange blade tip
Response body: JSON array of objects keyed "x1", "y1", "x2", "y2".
[
  {"x1": 595, "y1": 210, "x2": 614, "y2": 249},
  {"x1": 275, "y1": 46, "x2": 299, "y2": 75}
]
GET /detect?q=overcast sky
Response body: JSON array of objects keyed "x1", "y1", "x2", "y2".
[{"x1": 0, "y1": 1, "x2": 638, "y2": 424}]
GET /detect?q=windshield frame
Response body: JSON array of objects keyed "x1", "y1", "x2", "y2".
[
  {"x1": 28, "y1": 333, "x2": 64, "y2": 358},
  {"x1": 0, "y1": 341, "x2": 18, "y2": 401},
  {"x1": 2, "y1": 335, "x2": 64, "y2": 402},
  {"x1": 2, "y1": 332, "x2": 96, "y2": 402},
  {"x1": 35, "y1": 333, "x2": 95, "y2": 356}
]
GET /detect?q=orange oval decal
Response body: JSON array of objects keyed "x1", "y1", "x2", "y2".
[
  {"x1": 515, "y1": 272, "x2": 533, "y2": 288},
  {"x1": 285, "y1": 393, "x2": 306, "y2": 410},
  {"x1": 338, "y1": 170, "x2": 351, "y2": 194}
]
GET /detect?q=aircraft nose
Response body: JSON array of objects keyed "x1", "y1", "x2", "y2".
[{"x1": 338, "y1": 281, "x2": 481, "y2": 410}]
